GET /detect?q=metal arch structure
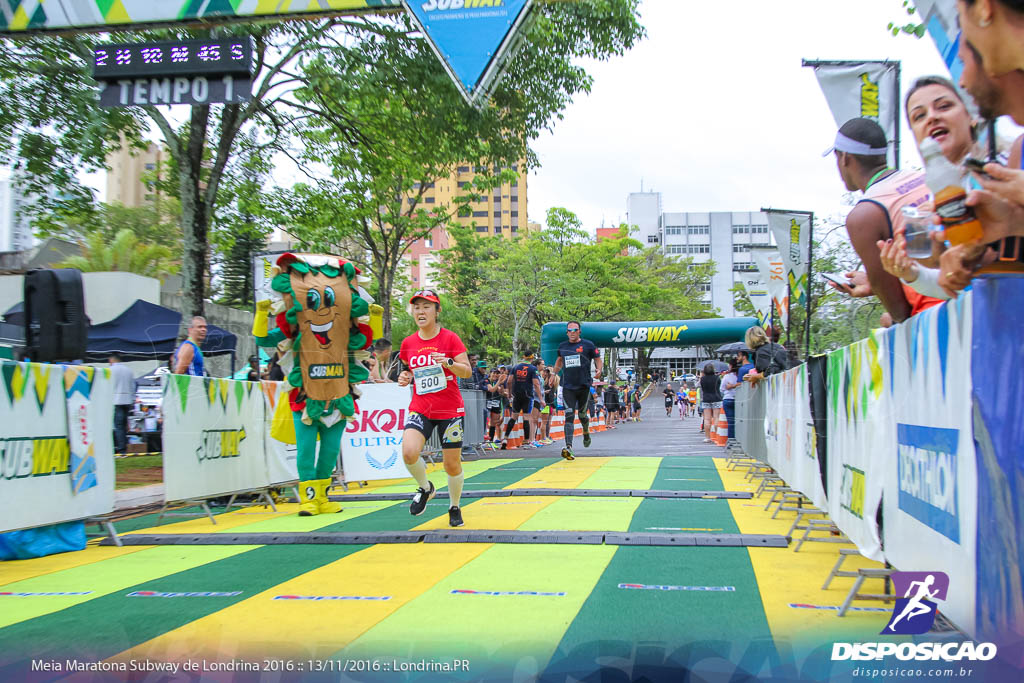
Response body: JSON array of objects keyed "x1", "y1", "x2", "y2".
[
  {"x1": 0, "y1": 1, "x2": 404, "y2": 35},
  {"x1": 539, "y1": 318, "x2": 759, "y2": 367}
]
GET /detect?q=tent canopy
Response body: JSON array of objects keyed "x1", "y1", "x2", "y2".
[{"x1": 80, "y1": 299, "x2": 236, "y2": 362}]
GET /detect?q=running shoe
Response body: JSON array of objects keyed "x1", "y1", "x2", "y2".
[
  {"x1": 500, "y1": 440, "x2": 508, "y2": 450},
  {"x1": 448, "y1": 505, "x2": 464, "y2": 527},
  {"x1": 531, "y1": 440, "x2": 543, "y2": 448},
  {"x1": 410, "y1": 481, "x2": 436, "y2": 516},
  {"x1": 582, "y1": 431, "x2": 592, "y2": 448},
  {"x1": 560, "y1": 447, "x2": 576, "y2": 461}
]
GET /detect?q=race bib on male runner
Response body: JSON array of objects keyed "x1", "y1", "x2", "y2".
[
  {"x1": 413, "y1": 364, "x2": 446, "y2": 395},
  {"x1": 564, "y1": 354, "x2": 581, "y2": 368}
]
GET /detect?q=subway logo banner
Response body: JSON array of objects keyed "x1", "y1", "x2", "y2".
[
  {"x1": 766, "y1": 211, "x2": 810, "y2": 308},
  {"x1": 0, "y1": 360, "x2": 115, "y2": 533},
  {"x1": 810, "y1": 61, "x2": 899, "y2": 167},
  {"x1": 161, "y1": 374, "x2": 267, "y2": 502},
  {"x1": 825, "y1": 331, "x2": 890, "y2": 562},
  {"x1": 764, "y1": 363, "x2": 826, "y2": 511}
]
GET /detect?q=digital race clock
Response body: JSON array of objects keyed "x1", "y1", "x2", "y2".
[{"x1": 92, "y1": 38, "x2": 254, "y2": 80}]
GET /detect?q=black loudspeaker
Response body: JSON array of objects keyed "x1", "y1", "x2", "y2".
[{"x1": 24, "y1": 269, "x2": 88, "y2": 363}]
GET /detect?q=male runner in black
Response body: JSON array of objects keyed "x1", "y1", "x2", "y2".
[
  {"x1": 501, "y1": 351, "x2": 544, "y2": 449},
  {"x1": 552, "y1": 322, "x2": 603, "y2": 461}
]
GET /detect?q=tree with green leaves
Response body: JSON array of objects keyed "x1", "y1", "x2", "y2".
[
  {"x1": 279, "y1": 2, "x2": 643, "y2": 338},
  {"x1": 56, "y1": 228, "x2": 175, "y2": 280},
  {"x1": 1, "y1": 20, "x2": 364, "y2": 318}
]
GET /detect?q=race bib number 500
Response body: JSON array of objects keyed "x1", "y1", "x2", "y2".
[{"x1": 413, "y1": 364, "x2": 446, "y2": 395}]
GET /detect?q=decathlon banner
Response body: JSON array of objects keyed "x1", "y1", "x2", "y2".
[
  {"x1": 162, "y1": 374, "x2": 268, "y2": 502},
  {"x1": 766, "y1": 211, "x2": 810, "y2": 308},
  {"x1": 0, "y1": 361, "x2": 115, "y2": 533},
  {"x1": 340, "y1": 383, "x2": 413, "y2": 483},
  {"x1": 750, "y1": 247, "x2": 789, "y2": 329},
  {"x1": 764, "y1": 364, "x2": 827, "y2": 511},
  {"x1": 808, "y1": 61, "x2": 899, "y2": 166},
  {"x1": 825, "y1": 331, "x2": 891, "y2": 561},
  {"x1": 881, "y1": 293, "x2": 978, "y2": 638}
]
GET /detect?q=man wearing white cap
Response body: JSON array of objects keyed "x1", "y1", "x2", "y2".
[{"x1": 826, "y1": 117, "x2": 940, "y2": 322}]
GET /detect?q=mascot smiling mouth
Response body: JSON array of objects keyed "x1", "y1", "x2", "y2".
[{"x1": 310, "y1": 320, "x2": 333, "y2": 346}]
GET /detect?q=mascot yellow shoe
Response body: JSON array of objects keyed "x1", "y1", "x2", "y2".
[
  {"x1": 315, "y1": 479, "x2": 343, "y2": 514},
  {"x1": 298, "y1": 481, "x2": 320, "y2": 516}
]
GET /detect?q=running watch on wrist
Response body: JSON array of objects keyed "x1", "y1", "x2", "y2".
[{"x1": 445, "y1": 357, "x2": 455, "y2": 367}]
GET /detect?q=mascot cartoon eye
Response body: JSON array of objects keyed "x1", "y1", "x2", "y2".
[
  {"x1": 307, "y1": 289, "x2": 321, "y2": 311},
  {"x1": 323, "y1": 286, "x2": 336, "y2": 309}
]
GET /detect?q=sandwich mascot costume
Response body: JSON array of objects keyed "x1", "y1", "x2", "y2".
[{"x1": 252, "y1": 253, "x2": 373, "y2": 515}]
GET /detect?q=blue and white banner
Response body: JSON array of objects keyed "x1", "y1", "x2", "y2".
[
  {"x1": 881, "y1": 294, "x2": 977, "y2": 638},
  {"x1": 764, "y1": 363, "x2": 826, "y2": 511},
  {"x1": 341, "y1": 383, "x2": 413, "y2": 483},
  {"x1": 969, "y1": 278, "x2": 1024, "y2": 656},
  {"x1": 404, "y1": 0, "x2": 534, "y2": 105}
]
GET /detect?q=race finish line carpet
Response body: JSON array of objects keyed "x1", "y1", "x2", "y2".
[{"x1": 0, "y1": 452, "x2": 893, "y2": 680}]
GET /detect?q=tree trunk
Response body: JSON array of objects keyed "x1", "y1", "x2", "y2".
[
  {"x1": 178, "y1": 104, "x2": 211, "y2": 320},
  {"x1": 379, "y1": 268, "x2": 394, "y2": 341}
]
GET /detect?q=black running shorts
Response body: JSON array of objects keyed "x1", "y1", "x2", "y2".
[
  {"x1": 562, "y1": 387, "x2": 590, "y2": 412},
  {"x1": 404, "y1": 412, "x2": 464, "y2": 450},
  {"x1": 511, "y1": 393, "x2": 534, "y2": 415}
]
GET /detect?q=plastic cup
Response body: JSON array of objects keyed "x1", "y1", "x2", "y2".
[{"x1": 901, "y1": 207, "x2": 935, "y2": 259}]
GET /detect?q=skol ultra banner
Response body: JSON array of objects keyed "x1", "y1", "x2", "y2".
[
  {"x1": 825, "y1": 330, "x2": 891, "y2": 561},
  {"x1": 810, "y1": 61, "x2": 899, "y2": 166},
  {"x1": 0, "y1": 1, "x2": 400, "y2": 33},
  {"x1": 750, "y1": 247, "x2": 789, "y2": 329},
  {"x1": 162, "y1": 374, "x2": 268, "y2": 502},
  {"x1": 766, "y1": 211, "x2": 810, "y2": 308},
  {"x1": 340, "y1": 383, "x2": 413, "y2": 483},
  {"x1": 764, "y1": 364, "x2": 826, "y2": 511},
  {"x1": 0, "y1": 360, "x2": 114, "y2": 533},
  {"x1": 881, "y1": 293, "x2": 978, "y2": 639}
]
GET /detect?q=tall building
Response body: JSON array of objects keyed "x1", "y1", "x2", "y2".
[
  {"x1": 106, "y1": 140, "x2": 168, "y2": 208},
  {"x1": 0, "y1": 173, "x2": 38, "y2": 253},
  {"x1": 621, "y1": 191, "x2": 774, "y2": 375},
  {"x1": 407, "y1": 162, "x2": 536, "y2": 289}
]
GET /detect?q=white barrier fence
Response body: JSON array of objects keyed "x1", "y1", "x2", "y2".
[
  {"x1": 0, "y1": 362, "x2": 115, "y2": 533},
  {"x1": 743, "y1": 288, "x2": 986, "y2": 639}
]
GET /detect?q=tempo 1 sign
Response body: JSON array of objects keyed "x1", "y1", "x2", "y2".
[
  {"x1": 97, "y1": 75, "x2": 252, "y2": 108},
  {"x1": 92, "y1": 38, "x2": 254, "y2": 108}
]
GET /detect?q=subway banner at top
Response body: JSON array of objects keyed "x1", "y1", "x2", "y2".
[{"x1": 0, "y1": 1, "x2": 402, "y2": 33}]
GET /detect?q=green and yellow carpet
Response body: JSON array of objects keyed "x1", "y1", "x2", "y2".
[{"x1": 0, "y1": 456, "x2": 891, "y2": 680}]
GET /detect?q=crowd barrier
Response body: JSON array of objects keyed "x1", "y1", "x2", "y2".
[
  {"x1": 1, "y1": 362, "x2": 116, "y2": 533},
  {"x1": 735, "y1": 276, "x2": 1023, "y2": 650}
]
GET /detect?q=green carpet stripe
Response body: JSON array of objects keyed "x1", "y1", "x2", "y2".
[
  {"x1": 0, "y1": 546, "x2": 252, "y2": 629},
  {"x1": 0, "y1": 544, "x2": 368, "y2": 675},
  {"x1": 334, "y1": 459, "x2": 647, "y2": 666},
  {"x1": 0, "y1": 457, "x2": 552, "y2": 660},
  {"x1": 545, "y1": 457, "x2": 774, "y2": 672},
  {"x1": 517, "y1": 456, "x2": 659, "y2": 532}
]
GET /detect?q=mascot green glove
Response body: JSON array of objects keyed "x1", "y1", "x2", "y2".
[{"x1": 253, "y1": 253, "x2": 372, "y2": 516}]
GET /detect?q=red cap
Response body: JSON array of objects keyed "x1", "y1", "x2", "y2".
[{"x1": 409, "y1": 289, "x2": 441, "y2": 306}]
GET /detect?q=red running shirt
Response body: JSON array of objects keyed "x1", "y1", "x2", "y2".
[{"x1": 399, "y1": 327, "x2": 467, "y2": 419}]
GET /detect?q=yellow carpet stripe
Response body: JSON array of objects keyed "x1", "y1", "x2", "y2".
[
  {"x1": 713, "y1": 459, "x2": 888, "y2": 643},
  {"x1": 109, "y1": 458, "x2": 611, "y2": 662}
]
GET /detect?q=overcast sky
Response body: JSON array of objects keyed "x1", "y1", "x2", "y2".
[{"x1": 526, "y1": 0, "x2": 958, "y2": 232}]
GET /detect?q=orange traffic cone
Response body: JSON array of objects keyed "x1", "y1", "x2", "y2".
[{"x1": 715, "y1": 412, "x2": 729, "y2": 446}]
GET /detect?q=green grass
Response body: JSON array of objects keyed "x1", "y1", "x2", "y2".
[{"x1": 114, "y1": 455, "x2": 163, "y2": 489}]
